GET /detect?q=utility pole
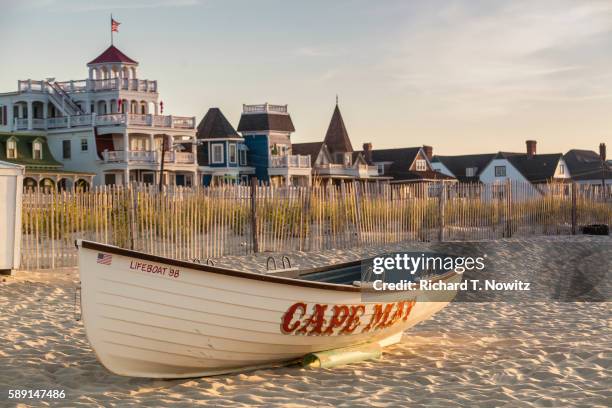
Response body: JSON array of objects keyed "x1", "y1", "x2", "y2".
[{"x1": 159, "y1": 137, "x2": 168, "y2": 192}]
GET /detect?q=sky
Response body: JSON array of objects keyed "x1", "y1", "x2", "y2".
[{"x1": 1, "y1": 0, "x2": 611, "y2": 155}]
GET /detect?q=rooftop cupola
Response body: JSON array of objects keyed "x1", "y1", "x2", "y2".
[{"x1": 87, "y1": 45, "x2": 139, "y2": 80}]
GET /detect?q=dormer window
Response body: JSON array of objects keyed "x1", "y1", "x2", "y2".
[
  {"x1": 466, "y1": 167, "x2": 477, "y2": 177},
  {"x1": 377, "y1": 163, "x2": 385, "y2": 175},
  {"x1": 415, "y1": 159, "x2": 427, "y2": 171},
  {"x1": 33, "y1": 141, "x2": 42, "y2": 160},
  {"x1": 344, "y1": 153, "x2": 352, "y2": 166},
  {"x1": 7, "y1": 138, "x2": 17, "y2": 159}
]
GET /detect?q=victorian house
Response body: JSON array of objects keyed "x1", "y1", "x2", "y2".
[
  {"x1": 366, "y1": 145, "x2": 455, "y2": 184},
  {"x1": 238, "y1": 103, "x2": 311, "y2": 186},
  {"x1": 292, "y1": 103, "x2": 378, "y2": 184},
  {"x1": 564, "y1": 143, "x2": 611, "y2": 189},
  {"x1": 0, "y1": 132, "x2": 94, "y2": 189},
  {"x1": 196, "y1": 108, "x2": 254, "y2": 185},
  {"x1": 0, "y1": 42, "x2": 197, "y2": 187}
]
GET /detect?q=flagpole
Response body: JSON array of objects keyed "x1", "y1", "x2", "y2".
[{"x1": 110, "y1": 14, "x2": 113, "y2": 45}]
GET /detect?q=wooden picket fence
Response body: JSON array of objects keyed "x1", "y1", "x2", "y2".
[{"x1": 20, "y1": 181, "x2": 611, "y2": 270}]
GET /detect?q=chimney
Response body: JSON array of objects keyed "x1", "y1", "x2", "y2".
[
  {"x1": 363, "y1": 142, "x2": 373, "y2": 164},
  {"x1": 422, "y1": 145, "x2": 433, "y2": 161},
  {"x1": 526, "y1": 140, "x2": 537, "y2": 157},
  {"x1": 600, "y1": 143, "x2": 607, "y2": 162}
]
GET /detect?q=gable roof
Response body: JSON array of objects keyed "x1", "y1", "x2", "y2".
[
  {"x1": 324, "y1": 105, "x2": 353, "y2": 153},
  {"x1": 368, "y1": 147, "x2": 453, "y2": 181},
  {"x1": 88, "y1": 45, "x2": 138, "y2": 65},
  {"x1": 564, "y1": 149, "x2": 612, "y2": 180},
  {"x1": 498, "y1": 152, "x2": 563, "y2": 183},
  {"x1": 0, "y1": 133, "x2": 62, "y2": 169},
  {"x1": 237, "y1": 113, "x2": 295, "y2": 133},
  {"x1": 197, "y1": 108, "x2": 240, "y2": 140},
  {"x1": 432, "y1": 153, "x2": 496, "y2": 182},
  {"x1": 292, "y1": 142, "x2": 324, "y2": 164}
]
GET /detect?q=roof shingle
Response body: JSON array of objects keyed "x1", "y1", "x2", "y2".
[{"x1": 88, "y1": 45, "x2": 138, "y2": 65}]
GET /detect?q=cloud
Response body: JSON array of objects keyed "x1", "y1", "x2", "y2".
[
  {"x1": 9, "y1": 0, "x2": 202, "y2": 12},
  {"x1": 293, "y1": 46, "x2": 340, "y2": 58},
  {"x1": 380, "y1": 0, "x2": 612, "y2": 117}
]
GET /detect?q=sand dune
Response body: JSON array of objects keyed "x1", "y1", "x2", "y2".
[{"x1": 0, "y1": 237, "x2": 610, "y2": 407}]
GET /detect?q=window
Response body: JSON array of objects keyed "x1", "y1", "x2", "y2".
[
  {"x1": 229, "y1": 143, "x2": 237, "y2": 164},
  {"x1": 33, "y1": 142, "x2": 42, "y2": 160},
  {"x1": 495, "y1": 166, "x2": 506, "y2": 177},
  {"x1": 559, "y1": 164, "x2": 565, "y2": 175},
  {"x1": 81, "y1": 139, "x2": 88, "y2": 151},
  {"x1": 7, "y1": 139, "x2": 17, "y2": 159},
  {"x1": 62, "y1": 140, "x2": 71, "y2": 159},
  {"x1": 377, "y1": 163, "x2": 385, "y2": 175},
  {"x1": 104, "y1": 174, "x2": 116, "y2": 185},
  {"x1": 211, "y1": 143, "x2": 224, "y2": 164},
  {"x1": 466, "y1": 167, "x2": 477, "y2": 177},
  {"x1": 0, "y1": 105, "x2": 6, "y2": 126},
  {"x1": 142, "y1": 172, "x2": 155, "y2": 184},
  {"x1": 415, "y1": 159, "x2": 427, "y2": 171},
  {"x1": 239, "y1": 148, "x2": 247, "y2": 166}
]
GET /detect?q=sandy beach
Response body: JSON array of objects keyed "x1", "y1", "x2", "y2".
[{"x1": 1, "y1": 237, "x2": 610, "y2": 407}]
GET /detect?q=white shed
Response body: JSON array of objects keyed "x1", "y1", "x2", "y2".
[{"x1": 0, "y1": 161, "x2": 24, "y2": 273}]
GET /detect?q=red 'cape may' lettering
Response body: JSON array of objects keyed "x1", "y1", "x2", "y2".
[{"x1": 280, "y1": 300, "x2": 416, "y2": 336}]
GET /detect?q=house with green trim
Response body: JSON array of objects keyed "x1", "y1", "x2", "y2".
[{"x1": 0, "y1": 132, "x2": 94, "y2": 189}]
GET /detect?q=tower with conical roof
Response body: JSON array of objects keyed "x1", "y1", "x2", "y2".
[{"x1": 323, "y1": 102, "x2": 354, "y2": 165}]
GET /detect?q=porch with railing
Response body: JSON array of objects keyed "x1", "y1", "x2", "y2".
[
  {"x1": 18, "y1": 78, "x2": 158, "y2": 94},
  {"x1": 101, "y1": 150, "x2": 195, "y2": 165},
  {"x1": 269, "y1": 154, "x2": 311, "y2": 168},
  {"x1": 13, "y1": 113, "x2": 196, "y2": 130}
]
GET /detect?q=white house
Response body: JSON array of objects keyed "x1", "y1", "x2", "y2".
[{"x1": 0, "y1": 43, "x2": 197, "y2": 187}]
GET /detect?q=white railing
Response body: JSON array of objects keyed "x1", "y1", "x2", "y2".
[
  {"x1": 243, "y1": 103, "x2": 288, "y2": 114},
  {"x1": 127, "y1": 113, "x2": 150, "y2": 126},
  {"x1": 102, "y1": 150, "x2": 126, "y2": 162},
  {"x1": 46, "y1": 117, "x2": 69, "y2": 129},
  {"x1": 96, "y1": 113, "x2": 127, "y2": 126},
  {"x1": 19, "y1": 78, "x2": 158, "y2": 94},
  {"x1": 102, "y1": 150, "x2": 195, "y2": 165},
  {"x1": 14, "y1": 118, "x2": 28, "y2": 130},
  {"x1": 172, "y1": 116, "x2": 195, "y2": 129},
  {"x1": 269, "y1": 155, "x2": 311, "y2": 168},
  {"x1": 128, "y1": 150, "x2": 157, "y2": 162},
  {"x1": 175, "y1": 152, "x2": 194, "y2": 164},
  {"x1": 12, "y1": 113, "x2": 195, "y2": 130},
  {"x1": 164, "y1": 152, "x2": 194, "y2": 164},
  {"x1": 31, "y1": 118, "x2": 46, "y2": 130}
]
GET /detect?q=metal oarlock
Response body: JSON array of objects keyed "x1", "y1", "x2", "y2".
[
  {"x1": 266, "y1": 256, "x2": 277, "y2": 271},
  {"x1": 192, "y1": 258, "x2": 215, "y2": 266},
  {"x1": 281, "y1": 256, "x2": 291, "y2": 269},
  {"x1": 74, "y1": 282, "x2": 82, "y2": 321}
]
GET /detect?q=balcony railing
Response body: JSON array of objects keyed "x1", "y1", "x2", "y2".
[
  {"x1": 101, "y1": 150, "x2": 195, "y2": 165},
  {"x1": 18, "y1": 78, "x2": 158, "y2": 94},
  {"x1": 316, "y1": 163, "x2": 379, "y2": 178},
  {"x1": 269, "y1": 155, "x2": 311, "y2": 168},
  {"x1": 13, "y1": 113, "x2": 196, "y2": 130},
  {"x1": 243, "y1": 103, "x2": 288, "y2": 114}
]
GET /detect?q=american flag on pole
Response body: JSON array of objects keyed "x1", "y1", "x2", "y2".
[
  {"x1": 111, "y1": 18, "x2": 120, "y2": 32},
  {"x1": 97, "y1": 252, "x2": 113, "y2": 266}
]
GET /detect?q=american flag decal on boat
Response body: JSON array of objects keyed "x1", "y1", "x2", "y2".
[{"x1": 96, "y1": 252, "x2": 112, "y2": 266}]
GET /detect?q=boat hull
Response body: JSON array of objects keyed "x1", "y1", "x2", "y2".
[{"x1": 78, "y1": 241, "x2": 460, "y2": 378}]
